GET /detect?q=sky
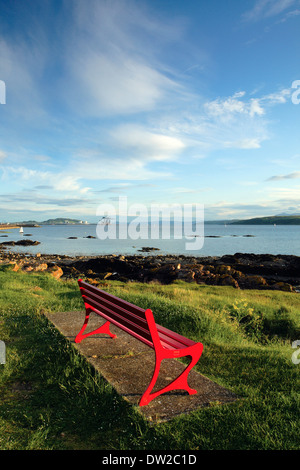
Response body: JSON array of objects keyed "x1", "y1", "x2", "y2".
[{"x1": 0, "y1": 0, "x2": 300, "y2": 223}]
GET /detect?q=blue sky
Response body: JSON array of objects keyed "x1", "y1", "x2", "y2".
[{"x1": 0, "y1": 0, "x2": 300, "y2": 222}]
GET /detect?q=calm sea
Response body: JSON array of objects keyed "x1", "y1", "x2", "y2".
[{"x1": 1, "y1": 223, "x2": 299, "y2": 257}]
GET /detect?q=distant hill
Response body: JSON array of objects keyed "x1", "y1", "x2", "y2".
[
  {"x1": 15, "y1": 218, "x2": 84, "y2": 225},
  {"x1": 231, "y1": 216, "x2": 300, "y2": 225},
  {"x1": 12, "y1": 215, "x2": 300, "y2": 226},
  {"x1": 41, "y1": 218, "x2": 82, "y2": 225},
  {"x1": 205, "y1": 219, "x2": 241, "y2": 225}
]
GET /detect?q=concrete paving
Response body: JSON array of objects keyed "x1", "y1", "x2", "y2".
[{"x1": 44, "y1": 310, "x2": 238, "y2": 423}]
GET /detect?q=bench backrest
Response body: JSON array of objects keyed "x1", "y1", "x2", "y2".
[
  {"x1": 78, "y1": 279, "x2": 155, "y2": 349},
  {"x1": 78, "y1": 280, "x2": 198, "y2": 351}
]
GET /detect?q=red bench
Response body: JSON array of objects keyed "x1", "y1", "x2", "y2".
[{"x1": 75, "y1": 279, "x2": 204, "y2": 406}]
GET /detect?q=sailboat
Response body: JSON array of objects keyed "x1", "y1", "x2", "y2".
[{"x1": 19, "y1": 227, "x2": 23, "y2": 233}]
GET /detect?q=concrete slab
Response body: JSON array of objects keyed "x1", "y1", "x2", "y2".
[{"x1": 44, "y1": 310, "x2": 238, "y2": 423}]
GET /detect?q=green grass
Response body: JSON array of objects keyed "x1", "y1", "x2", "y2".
[{"x1": 0, "y1": 264, "x2": 299, "y2": 450}]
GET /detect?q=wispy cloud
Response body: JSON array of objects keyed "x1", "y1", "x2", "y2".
[
  {"x1": 0, "y1": 36, "x2": 48, "y2": 122},
  {"x1": 0, "y1": 150, "x2": 7, "y2": 163},
  {"x1": 267, "y1": 172, "x2": 300, "y2": 181},
  {"x1": 61, "y1": 0, "x2": 185, "y2": 118},
  {"x1": 160, "y1": 89, "x2": 283, "y2": 153},
  {"x1": 68, "y1": 50, "x2": 178, "y2": 116},
  {"x1": 242, "y1": 0, "x2": 299, "y2": 21}
]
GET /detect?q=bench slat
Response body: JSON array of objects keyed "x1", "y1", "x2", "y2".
[
  {"x1": 85, "y1": 301, "x2": 155, "y2": 349},
  {"x1": 157, "y1": 330, "x2": 195, "y2": 350},
  {"x1": 156, "y1": 324, "x2": 196, "y2": 348},
  {"x1": 81, "y1": 289, "x2": 148, "y2": 331},
  {"x1": 82, "y1": 295, "x2": 154, "y2": 347},
  {"x1": 79, "y1": 281, "x2": 146, "y2": 317}
]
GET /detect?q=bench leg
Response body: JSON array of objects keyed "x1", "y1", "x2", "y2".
[
  {"x1": 139, "y1": 344, "x2": 203, "y2": 407},
  {"x1": 75, "y1": 309, "x2": 117, "y2": 343}
]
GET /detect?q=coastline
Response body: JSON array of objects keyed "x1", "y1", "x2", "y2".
[
  {"x1": 0, "y1": 225, "x2": 19, "y2": 230},
  {"x1": 0, "y1": 247, "x2": 299, "y2": 293}
]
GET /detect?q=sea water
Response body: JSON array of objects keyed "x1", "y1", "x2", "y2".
[{"x1": 1, "y1": 223, "x2": 299, "y2": 257}]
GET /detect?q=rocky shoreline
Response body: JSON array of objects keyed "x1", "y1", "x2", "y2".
[{"x1": 0, "y1": 243, "x2": 299, "y2": 292}]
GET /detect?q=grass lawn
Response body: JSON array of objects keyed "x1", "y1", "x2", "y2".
[{"x1": 0, "y1": 263, "x2": 299, "y2": 450}]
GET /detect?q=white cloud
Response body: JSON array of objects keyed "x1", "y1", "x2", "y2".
[
  {"x1": 110, "y1": 124, "x2": 185, "y2": 161},
  {"x1": 162, "y1": 90, "x2": 272, "y2": 152},
  {"x1": 204, "y1": 92, "x2": 265, "y2": 119},
  {"x1": 166, "y1": 86, "x2": 292, "y2": 154}
]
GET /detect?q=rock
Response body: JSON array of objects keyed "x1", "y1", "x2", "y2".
[
  {"x1": 49, "y1": 265, "x2": 63, "y2": 279},
  {"x1": 272, "y1": 282, "x2": 294, "y2": 292},
  {"x1": 17, "y1": 239, "x2": 40, "y2": 246},
  {"x1": 215, "y1": 265, "x2": 231, "y2": 275},
  {"x1": 11, "y1": 263, "x2": 20, "y2": 272},
  {"x1": 103, "y1": 272, "x2": 113, "y2": 279},
  {"x1": 0, "y1": 239, "x2": 40, "y2": 247},
  {"x1": 34, "y1": 263, "x2": 48, "y2": 272},
  {"x1": 245, "y1": 275, "x2": 268, "y2": 288},
  {"x1": 85, "y1": 278, "x2": 99, "y2": 285},
  {"x1": 219, "y1": 274, "x2": 239, "y2": 288},
  {"x1": 138, "y1": 247, "x2": 160, "y2": 252},
  {"x1": 2, "y1": 250, "x2": 299, "y2": 292},
  {"x1": 23, "y1": 266, "x2": 33, "y2": 272},
  {"x1": 177, "y1": 270, "x2": 195, "y2": 282}
]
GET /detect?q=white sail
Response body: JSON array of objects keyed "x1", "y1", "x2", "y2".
[{"x1": 19, "y1": 227, "x2": 23, "y2": 233}]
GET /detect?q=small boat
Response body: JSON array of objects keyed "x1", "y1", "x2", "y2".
[{"x1": 19, "y1": 227, "x2": 23, "y2": 233}]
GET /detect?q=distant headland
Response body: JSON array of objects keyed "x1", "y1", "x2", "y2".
[
  {"x1": 1, "y1": 215, "x2": 300, "y2": 228},
  {"x1": 229, "y1": 215, "x2": 300, "y2": 225},
  {"x1": 0, "y1": 218, "x2": 90, "y2": 228}
]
